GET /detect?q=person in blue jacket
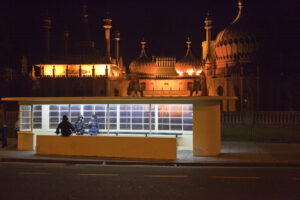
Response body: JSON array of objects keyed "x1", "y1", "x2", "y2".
[{"x1": 88, "y1": 115, "x2": 99, "y2": 136}]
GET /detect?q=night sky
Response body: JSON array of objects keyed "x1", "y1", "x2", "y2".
[{"x1": 1, "y1": 0, "x2": 300, "y2": 70}]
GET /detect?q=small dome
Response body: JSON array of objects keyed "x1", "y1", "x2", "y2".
[
  {"x1": 175, "y1": 37, "x2": 202, "y2": 76},
  {"x1": 129, "y1": 40, "x2": 157, "y2": 75},
  {"x1": 215, "y1": 1, "x2": 259, "y2": 67}
]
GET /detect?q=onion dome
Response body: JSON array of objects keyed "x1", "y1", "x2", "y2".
[
  {"x1": 215, "y1": 1, "x2": 259, "y2": 67},
  {"x1": 175, "y1": 37, "x2": 202, "y2": 76},
  {"x1": 129, "y1": 39, "x2": 157, "y2": 75}
]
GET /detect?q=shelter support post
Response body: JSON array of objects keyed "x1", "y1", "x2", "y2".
[{"x1": 193, "y1": 101, "x2": 221, "y2": 156}]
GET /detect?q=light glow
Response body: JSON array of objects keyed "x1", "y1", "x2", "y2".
[
  {"x1": 40, "y1": 64, "x2": 111, "y2": 76},
  {"x1": 196, "y1": 70, "x2": 202, "y2": 75},
  {"x1": 187, "y1": 69, "x2": 194, "y2": 76}
]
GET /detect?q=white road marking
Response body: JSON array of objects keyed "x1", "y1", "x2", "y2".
[
  {"x1": 210, "y1": 176, "x2": 260, "y2": 180},
  {"x1": 144, "y1": 175, "x2": 188, "y2": 178},
  {"x1": 19, "y1": 172, "x2": 51, "y2": 175},
  {"x1": 79, "y1": 173, "x2": 118, "y2": 177}
]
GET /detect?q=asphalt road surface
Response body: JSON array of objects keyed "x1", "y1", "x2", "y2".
[{"x1": 0, "y1": 162, "x2": 299, "y2": 200}]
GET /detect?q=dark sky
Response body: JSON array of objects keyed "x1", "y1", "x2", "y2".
[{"x1": 1, "y1": 0, "x2": 300, "y2": 68}]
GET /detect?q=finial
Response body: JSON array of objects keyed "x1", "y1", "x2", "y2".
[
  {"x1": 141, "y1": 37, "x2": 146, "y2": 49},
  {"x1": 186, "y1": 37, "x2": 191, "y2": 48},
  {"x1": 238, "y1": 1, "x2": 243, "y2": 10},
  {"x1": 206, "y1": 10, "x2": 210, "y2": 19},
  {"x1": 232, "y1": 0, "x2": 243, "y2": 24},
  {"x1": 115, "y1": 31, "x2": 120, "y2": 40}
]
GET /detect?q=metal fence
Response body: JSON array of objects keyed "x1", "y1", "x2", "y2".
[{"x1": 221, "y1": 111, "x2": 300, "y2": 127}]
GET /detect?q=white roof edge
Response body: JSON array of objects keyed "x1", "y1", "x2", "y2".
[{"x1": 1, "y1": 96, "x2": 237, "y2": 102}]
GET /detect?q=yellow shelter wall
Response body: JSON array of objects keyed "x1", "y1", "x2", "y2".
[{"x1": 36, "y1": 135, "x2": 177, "y2": 160}]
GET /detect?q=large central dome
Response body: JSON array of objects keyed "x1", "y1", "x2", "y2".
[
  {"x1": 129, "y1": 40, "x2": 157, "y2": 75},
  {"x1": 215, "y1": 1, "x2": 259, "y2": 67}
]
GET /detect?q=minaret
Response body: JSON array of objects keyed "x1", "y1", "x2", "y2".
[
  {"x1": 64, "y1": 29, "x2": 69, "y2": 57},
  {"x1": 114, "y1": 31, "x2": 120, "y2": 64},
  {"x1": 204, "y1": 11, "x2": 212, "y2": 60},
  {"x1": 103, "y1": 12, "x2": 112, "y2": 59},
  {"x1": 43, "y1": 10, "x2": 51, "y2": 62}
]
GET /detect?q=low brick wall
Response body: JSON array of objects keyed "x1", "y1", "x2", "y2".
[{"x1": 36, "y1": 135, "x2": 177, "y2": 160}]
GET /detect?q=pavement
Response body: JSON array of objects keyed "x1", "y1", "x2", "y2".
[{"x1": 1, "y1": 138, "x2": 300, "y2": 166}]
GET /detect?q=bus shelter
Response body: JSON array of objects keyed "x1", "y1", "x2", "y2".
[{"x1": 2, "y1": 96, "x2": 236, "y2": 160}]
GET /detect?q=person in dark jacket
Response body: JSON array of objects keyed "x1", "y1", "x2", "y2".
[
  {"x1": 75, "y1": 115, "x2": 85, "y2": 135},
  {"x1": 88, "y1": 115, "x2": 99, "y2": 136},
  {"x1": 56, "y1": 115, "x2": 75, "y2": 137},
  {"x1": 1, "y1": 123, "x2": 8, "y2": 148}
]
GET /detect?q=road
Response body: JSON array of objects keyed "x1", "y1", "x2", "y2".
[{"x1": 0, "y1": 162, "x2": 299, "y2": 200}]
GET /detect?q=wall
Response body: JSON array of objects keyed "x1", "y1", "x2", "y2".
[{"x1": 36, "y1": 135, "x2": 177, "y2": 160}]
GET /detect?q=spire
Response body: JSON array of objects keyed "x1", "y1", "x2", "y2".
[
  {"x1": 114, "y1": 31, "x2": 120, "y2": 64},
  {"x1": 232, "y1": 0, "x2": 243, "y2": 24},
  {"x1": 103, "y1": 10, "x2": 112, "y2": 59},
  {"x1": 139, "y1": 38, "x2": 147, "y2": 57},
  {"x1": 204, "y1": 11, "x2": 213, "y2": 60},
  {"x1": 185, "y1": 37, "x2": 192, "y2": 56},
  {"x1": 204, "y1": 10, "x2": 212, "y2": 42}
]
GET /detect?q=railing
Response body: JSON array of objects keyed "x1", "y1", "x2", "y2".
[{"x1": 222, "y1": 111, "x2": 300, "y2": 126}]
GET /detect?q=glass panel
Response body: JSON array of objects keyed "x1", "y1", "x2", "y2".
[
  {"x1": 33, "y1": 118, "x2": 41, "y2": 123},
  {"x1": 120, "y1": 124, "x2": 130, "y2": 129},
  {"x1": 183, "y1": 118, "x2": 193, "y2": 124},
  {"x1": 158, "y1": 124, "x2": 169, "y2": 130},
  {"x1": 71, "y1": 105, "x2": 81, "y2": 110},
  {"x1": 132, "y1": 118, "x2": 142, "y2": 123},
  {"x1": 171, "y1": 118, "x2": 182, "y2": 124},
  {"x1": 21, "y1": 118, "x2": 30, "y2": 123},
  {"x1": 95, "y1": 111, "x2": 105, "y2": 117},
  {"x1": 109, "y1": 118, "x2": 117, "y2": 123},
  {"x1": 21, "y1": 112, "x2": 30, "y2": 117},
  {"x1": 21, "y1": 105, "x2": 31, "y2": 111},
  {"x1": 183, "y1": 112, "x2": 193, "y2": 117},
  {"x1": 33, "y1": 124, "x2": 42, "y2": 129},
  {"x1": 21, "y1": 124, "x2": 30, "y2": 130},
  {"x1": 109, "y1": 111, "x2": 117, "y2": 117},
  {"x1": 95, "y1": 105, "x2": 106, "y2": 110},
  {"x1": 109, "y1": 105, "x2": 117, "y2": 110},
  {"x1": 61, "y1": 105, "x2": 69, "y2": 110},
  {"x1": 33, "y1": 112, "x2": 42, "y2": 117},
  {"x1": 109, "y1": 124, "x2": 117, "y2": 129},
  {"x1": 50, "y1": 112, "x2": 59, "y2": 117},
  {"x1": 83, "y1": 105, "x2": 93, "y2": 110},
  {"x1": 171, "y1": 125, "x2": 182, "y2": 130},
  {"x1": 132, "y1": 124, "x2": 143, "y2": 130},
  {"x1": 120, "y1": 118, "x2": 130, "y2": 123},
  {"x1": 183, "y1": 125, "x2": 193, "y2": 131},
  {"x1": 33, "y1": 105, "x2": 42, "y2": 111},
  {"x1": 49, "y1": 105, "x2": 59, "y2": 110}
]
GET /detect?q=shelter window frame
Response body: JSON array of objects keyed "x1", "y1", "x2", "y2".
[{"x1": 19, "y1": 105, "x2": 32, "y2": 131}]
